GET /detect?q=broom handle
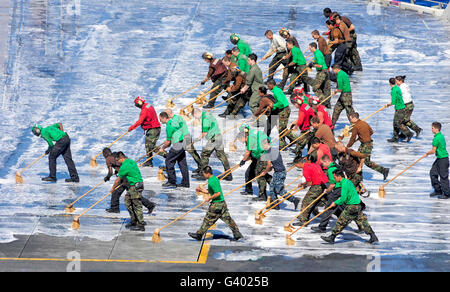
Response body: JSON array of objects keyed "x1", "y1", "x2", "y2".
[
  {"x1": 93, "y1": 131, "x2": 129, "y2": 160},
  {"x1": 347, "y1": 105, "x2": 388, "y2": 132},
  {"x1": 382, "y1": 154, "x2": 427, "y2": 188},
  {"x1": 159, "y1": 173, "x2": 265, "y2": 232},
  {"x1": 67, "y1": 181, "x2": 105, "y2": 208},
  {"x1": 289, "y1": 204, "x2": 334, "y2": 236},
  {"x1": 263, "y1": 58, "x2": 285, "y2": 74},
  {"x1": 198, "y1": 163, "x2": 240, "y2": 189},
  {"x1": 282, "y1": 59, "x2": 313, "y2": 93},
  {"x1": 260, "y1": 186, "x2": 305, "y2": 216},
  {"x1": 221, "y1": 108, "x2": 268, "y2": 137},
  {"x1": 280, "y1": 93, "x2": 333, "y2": 152},
  {"x1": 207, "y1": 92, "x2": 240, "y2": 112},
  {"x1": 18, "y1": 153, "x2": 46, "y2": 175},
  {"x1": 203, "y1": 90, "x2": 226, "y2": 106},
  {"x1": 168, "y1": 83, "x2": 202, "y2": 102},
  {"x1": 78, "y1": 184, "x2": 123, "y2": 218},
  {"x1": 285, "y1": 174, "x2": 303, "y2": 188},
  {"x1": 263, "y1": 51, "x2": 311, "y2": 77},
  {"x1": 286, "y1": 191, "x2": 327, "y2": 226},
  {"x1": 182, "y1": 86, "x2": 219, "y2": 110}
]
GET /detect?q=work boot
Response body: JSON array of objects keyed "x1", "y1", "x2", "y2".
[
  {"x1": 125, "y1": 221, "x2": 136, "y2": 229},
  {"x1": 106, "y1": 208, "x2": 120, "y2": 214},
  {"x1": 218, "y1": 110, "x2": 230, "y2": 118},
  {"x1": 147, "y1": 202, "x2": 156, "y2": 215},
  {"x1": 65, "y1": 177, "x2": 80, "y2": 183},
  {"x1": 321, "y1": 234, "x2": 336, "y2": 244},
  {"x1": 311, "y1": 226, "x2": 327, "y2": 233},
  {"x1": 292, "y1": 220, "x2": 307, "y2": 227},
  {"x1": 188, "y1": 232, "x2": 203, "y2": 241},
  {"x1": 438, "y1": 194, "x2": 450, "y2": 200},
  {"x1": 176, "y1": 183, "x2": 190, "y2": 188},
  {"x1": 130, "y1": 224, "x2": 145, "y2": 231},
  {"x1": 415, "y1": 128, "x2": 422, "y2": 138},
  {"x1": 223, "y1": 174, "x2": 233, "y2": 182},
  {"x1": 382, "y1": 168, "x2": 390, "y2": 181},
  {"x1": 42, "y1": 176, "x2": 57, "y2": 182},
  {"x1": 192, "y1": 168, "x2": 201, "y2": 175},
  {"x1": 203, "y1": 104, "x2": 214, "y2": 109},
  {"x1": 240, "y1": 191, "x2": 253, "y2": 196},
  {"x1": 367, "y1": 232, "x2": 379, "y2": 244},
  {"x1": 252, "y1": 194, "x2": 267, "y2": 201},
  {"x1": 192, "y1": 173, "x2": 206, "y2": 181},
  {"x1": 406, "y1": 132, "x2": 414, "y2": 142},
  {"x1": 162, "y1": 182, "x2": 177, "y2": 188},
  {"x1": 430, "y1": 191, "x2": 440, "y2": 197},
  {"x1": 293, "y1": 197, "x2": 300, "y2": 210},
  {"x1": 387, "y1": 136, "x2": 398, "y2": 143},
  {"x1": 231, "y1": 232, "x2": 243, "y2": 241}
]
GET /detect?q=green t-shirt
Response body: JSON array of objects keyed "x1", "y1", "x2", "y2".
[
  {"x1": 334, "y1": 178, "x2": 361, "y2": 206},
  {"x1": 40, "y1": 123, "x2": 67, "y2": 148},
  {"x1": 201, "y1": 112, "x2": 221, "y2": 140},
  {"x1": 237, "y1": 39, "x2": 252, "y2": 57},
  {"x1": 432, "y1": 132, "x2": 449, "y2": 159},
  {"x1": 118, "y1": 158, "x2": 143, "y2": 186},
  {"x1": 166, "y1": 119, "x2": 184, "y2": 143},
  {"x1": 291, "y1": 46, "x2": 306, "y2": 65},
  {"x1": 271, "y1": 86, "x2": 289, "y2": 110},
  {"x1": 237, "y1": 53, "x2": 249, "y2": 73},
  {"x1": 327, "y1": 162, "x2": 338, "y2": 185},
  {"x1": 391, "y1": 85, "x2": 405, "y2": 110},
  {"x1": 337, "y1": 70, "x2": 351, "y2": 93},
  {"x1": 313, "y1": 49, "x2": 327, "y2": 71},
  {"x1": 208, "y1": 175, "x2": 224, "y2": 202},
  {"x1": 247, "y1": 130, "x2": 270, "y2": 159}
]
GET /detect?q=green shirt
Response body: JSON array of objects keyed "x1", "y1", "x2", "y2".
[
  {"x1": 171, "y1": 114, "x2": 190, "y2": 137},
  {"x1": 236, "y1": 53, "x2": 249, "y2": 73},
  {"x1": 327, "y1": 162, "x2": 338, "y2": 185},
  {"x1": 201, "y1": 112, "x2": 221, "y2": 140},
  {"x1": 237, "y1": 39, "x2": 252, "y2": 57},
  {"x1": 337, "y1": 70, "x2": 351, "y2": 93},
  {"x1": 271, "y1": 86, "x2": 289, "y2": 110},
  {"x1": 432, "y1": 132, "x2": 449, "y2": 159},
  {"x1": 246, "y1": 64, "x2": 264, "y2": 91},
  {"x1": 247, "y1": 130, "x2": 270, "y2": 159},
  {"x1": 313, "y1": 49, "x2": 327, "y2": 71},
  {"x1": 390, "y1": 85, "x2": 405, "y2": 110},
  {"x1": 291, "y1": 46, "x2": 306, "y2": 65},
  {"x1": 208, "y1": 175, "x2": 224, "y2": 202},
  {"x1": 40, "y1": 123, "x2": 67, "y2": 149},
  {"x1": 118, "y1": 158, "x2": 143, "y2": 186},
  {"x1": 166, "y1": 119, "x2": 184, "y2": 143},
  {"x1": 334, "y1": 178, "x2": 361, "y2": 206}
]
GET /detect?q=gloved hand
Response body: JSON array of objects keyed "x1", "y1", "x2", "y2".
[
  {"x1": 104, "y1": 176, "x2": 110, "y2": 182},
  {"x1": 45, "y1": 148, "x2": 51, "y2": 155},
  {"x1": 308, "y1": 62, "x2": 314, "y2": 68},
  {"x1": 201, "y1": 81, "x2": 206, "y2": 85},
  {"x1": 239, "y1": 160, "x2": 246, "y2": 167}
]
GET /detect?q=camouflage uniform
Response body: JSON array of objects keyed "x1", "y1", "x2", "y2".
[
  {"x1": 298, "y1": 185, "x2": 326, "y2": 223},
  {"x1": 124, "y1": 185, "x2": 144, "y2": 226},
  {"x1": 200, "y1": 134, "x2": 231, "y2": 172},
  {"x1": 393, "y1": 108, "x2": 412, "y2": 139},
  {"x1": 294, "y1": 130, "x2": 315, "y2": 159},
  {"x1": 289, "y1": 64, "x2": 309, "y2": 93},
  {"x1": 332, "y1": 92, "x2": 355, "y2": 125},
  {"x1": 304, "y1": 70, "x2": 331, "y2": 105},
  {"x1": 358, "y1": 141, "x2": 386, "y2": 174},
  {"x1": 404, "y1": 102, "x2": 421, "y2": 133},
  {"x1": 331, "y1": 204, "x2": 373, "y2": 236},
  {"x1": 145, "y1": 127, "x2": 161, "y2": 163},
  {"x1": 245, "y1": 157, "x2": 271, "y2": 197},
  {"x1": 226, "y1": 92, "x2": 249, "y2": 115},
  {"x1": 349, "y1": 173, "x2": 363, "y2": 193},
  {"x1": 268, "y1": 107, "x2": 296, "y2": 149},
  {"x1": 184, "y1": 135, "x2": 202, "y2": 169},
  {"x1": 197, "y1": 201, "x2": 242, "y2": 238},
  {"x1": 349, "y1": 32, "x2": 363, "y2": 71}
]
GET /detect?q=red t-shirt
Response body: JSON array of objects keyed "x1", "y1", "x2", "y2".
[
  {"x1": 316, "y1": 105, "x2": 334, "y2": 130},
  {"x1": 316, "y1": 144, "x2": 332, "y2": 165},
  {"x1": 303, "y1": 162, "x2": 329, "y2": 185},
  {"x1": 296, "y1": 104, "x2": 315, "y2": 131},
  {"x1": 129, "y1": 103, "x2": 161, "y2": 131}
]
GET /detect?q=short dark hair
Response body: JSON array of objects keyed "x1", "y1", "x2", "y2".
[
  {"x1": 267, "y1": 79, "x2": 276, "y2": 86},
  {"x1": 395, "y1": 75, "x2": 406, "y2": 82},
  {"x1": 102, "y1": 147, "x2": 112, "y2": 157},
  {"x1": 232, "y1": 47, "x2": 240, "y2": 53},
  {"x1": 389, "y1": 77, "x2": 396, "y2": 85},
  {"x1": 310, "y1": 116, "x2": 321, "y2": 124},
  {"x1": 202, "y1": 166, "x2": 213, "y2": 175},
  {"x1": 114, "y1": 151, "x2": 127, "y2": 159},
  {"x1": 159, "y1": 111, "x2": 169, "y2": 119},
  {"x1": 225, "y1": 49, "x2": 232, "y2": 55},
  {"x1": 265, "y1": 30, "x2": 273, "y2": 36},
  {"x1": 333, "y1": 169, "x2": 344, "y2": 178},
  {"x1": 308, "y1": 154, "x2": 317, "y2": 163},
  {"x1": 222, "y1": 56, "x2": 231, "y2": 62},
  {"x1": 311, "y1": 137, "x2": 321, "y2": 145},
  {"x1": 248, "y1": 53, "x2": 257, "y2": 62},
  {"x1": 321, "y1": 155, "x2": 331, "y2": 162},
  {"x1": 332, "y1": 64, "x2": 341, "y2": 70},
  {"x1": 309, "y1": 42, "x2": 317, "y2": 49},
  {"x1": 432, "y1": 122, "x2": 442, "y2": 131},
  {"x1": 349, "y1": 112, "x2": 360, "y2": 119},
  {"x1": 312, "y1": 30, "x2": 320, "y2": 36},
  {"x1": 259, "y1": 86, "x2": 267, "y2": 94},
  {"x1": 286, "y1": 39, "x2": 295, "y2": 46}
]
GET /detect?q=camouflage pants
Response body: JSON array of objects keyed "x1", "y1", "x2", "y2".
[
  {"x1": 358, "y1": 141, "x2": 385, "y2": 174},
  {"x1": 184, "y1": 135, "x2": 202, "y2": 169},
  {"x1": 332, "y1": 92, "x2": 354, "y2": 125},
  {"x1": 267, "y1": 52, "x2": 288, "y2": 80},
  {"x1": 225, "y1": 92, "x2": 248, "y2": 115},
  {"x1": 197, "y1": 201, "x2": 242, "y2": 238},
  {"x1": 294, "y1": 130, "x2": 315, "y2": 159},
  {"x1": 145, "y1": 127, "x2": 161, "y2": 163},
  {"x1": 268, "y1": 170, "x2": 285, "y2": 201},
  {"x1": 289, "y1": 64, "x2": 309, "y2": 93},
  {"x1": 200, "y1": 135, "x2": 231, "y2": 172},
  {"x1": 268, "y1": 107, "x2": 296, "y2": 149},
  {"x1": 331, "y1": 204, "x2": 374, "y2": 236},
  {"x1": 124, "y1": 186, "x2": 144, "y2": 225},
  {"x1": 349, "y1": 33, "x2": 362, "y2": 70},
  {"x1": 349, "y1": 173, "x2": 363, "y2": 193},
  {"x1": 206, "y1": 76, "x2": 227, "y2": 107},
  {"x1": 245, "y1": 157, "x2": 271, "y2": 197},
  {"x1": 393, "y1": 108, "x2": 412, "y2": 138},
  {"x1": 404, "y1": 102, "x2": 421, "y2": 133},
  {"x1": 299, "y1": 184, "x2": 326, "y2": 223},
  {"x1": 304, "y1": 70, "x2": 331, "y2": 108}
]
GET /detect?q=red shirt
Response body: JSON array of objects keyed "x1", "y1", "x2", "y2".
[
  {"x1": 296, "y1": 104, "x2": 315, "y2": 131},
  {"x1": 316, "y1": 144, "x2": 332, "y2": 165},
  {"x1": 315, "y1": 105, "x2": 334, "y2": 130},
  {"x1": 303, "y1": 162, "x2": 329, "y2": 185},
  {"x1": 129, "y1": 103, "x2": 161, "y2": 131}
]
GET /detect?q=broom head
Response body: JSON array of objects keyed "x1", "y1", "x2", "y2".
[
  {"x1": 286, "y1": 234, "x2": 296, "y2": 246},
  {"x1": 152, "y1": 228, "x2": 162, "y2": 243},
  {"x1": 157, "y1": 169, "x2": 167, "y2": 181},
  {"x1": 229, "y1": 142, "x2": 237, "y2": 152},
  {"x1": 378, "y1": 185, "x2": 386, "y2": 198},
  {"x1": 65, "y1": 204, "x2": 75, "y2": 213},
  {"x1": 165, "y1": 99, "x2": 175, "y2": 108},
  {"x1": 284, "y1": 223, "x2": 294, "y2": 232},
  {"x1": 72, "y1": 216, "x2": 80, "y2": 230},
  {"x1": 90, "y1": 156, "x2": 98, "y2": 167},
  {"x1": 342, "y1": 125, "x2": 351, "y2": 138},
  {"x1": 15, "y1": 172, "x2": 24, "y2": 184}
]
